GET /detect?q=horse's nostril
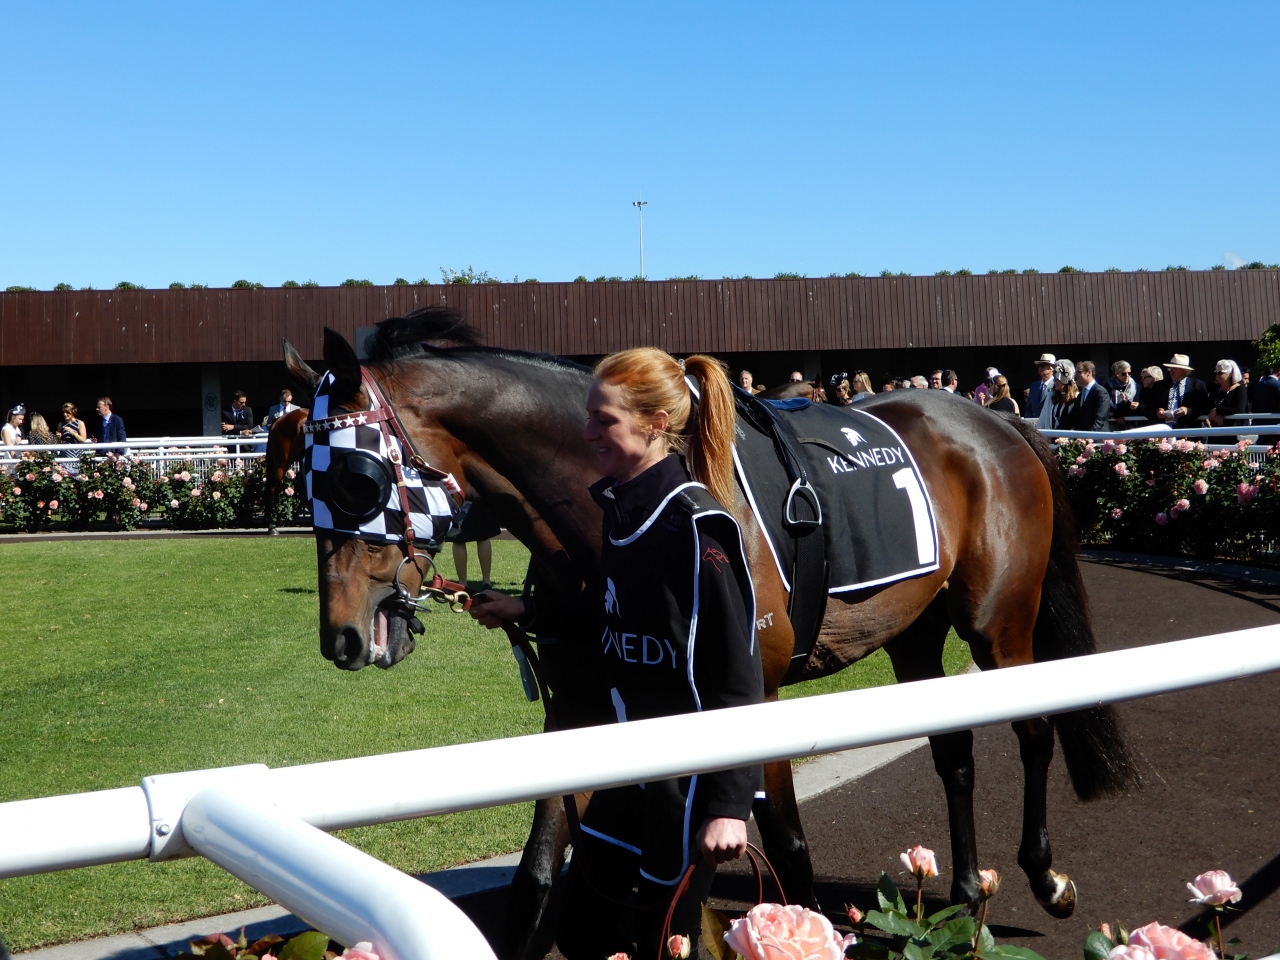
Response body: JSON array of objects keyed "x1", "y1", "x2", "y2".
[{"x1": 335, "y1": 626, "x2": 363, "y2": 663}]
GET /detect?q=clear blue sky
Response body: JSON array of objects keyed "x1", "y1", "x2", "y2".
[{"x1": 1, "y1": 2, "x2": 1276, "y2": 289}]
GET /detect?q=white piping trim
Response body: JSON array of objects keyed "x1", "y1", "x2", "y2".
[
  {"x1": 691, "y1": 509, "x2": 758, "y2": 656},
  {"x1": 639, "y1": 774, "x2": 699, "y2": 886},
  {"x1": 732, "y1": 444, "x2": 791, "y2": 592},
  {"x1": 579, "y1": 823, "x2": 642, "y2": 856},
  {"x1": 608, "y1": 481, "x2": 705, "y2": 546},
  {"x1": 687, "y1": 518, "x2": 705, "y2": 712}
]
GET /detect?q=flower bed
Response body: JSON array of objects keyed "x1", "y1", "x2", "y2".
[
  {"x1": 1056, "y1": 437, "x2": 1280, "y2": 562},
  {"x1": 0, "y1": 452, "x2": 309, "y2": 533}
]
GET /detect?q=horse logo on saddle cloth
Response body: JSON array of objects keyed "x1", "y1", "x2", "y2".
[{"x1": 730, "y1": 390, "x2": 940, "y2": 683}]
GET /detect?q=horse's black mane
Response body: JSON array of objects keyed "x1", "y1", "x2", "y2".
[{"x1": 367, "y1": 306, "x2": 587, "y2": 373}]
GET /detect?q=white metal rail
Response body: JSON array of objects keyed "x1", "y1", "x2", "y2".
[{"x1": 2, "y1": 628, "x2": 1280, "y2": 958}]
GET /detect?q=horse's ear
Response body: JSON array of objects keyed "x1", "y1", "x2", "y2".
[
  {"x1": 281, "y1": 338, "x2": 320, "y2": 395},
  {"x1": 322, "y1": 327, "x2": 362, "y2": 389}
]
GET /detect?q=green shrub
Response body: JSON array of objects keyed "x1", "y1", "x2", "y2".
[
  {"x1": 232, "y1": 280, "x2": 264, "y2": 289},
  {"x1": 340, "y1": 278, "x2": 373, "y2": 287},
  {"x1": 5, "y1": 285, "x2": 35, "y2": 292},
  {"x1": 54, "y1": 283, "x2": 74, "y2": 291},
  {"x1": 773, "y1": 271, "x2": 802, "y2": 279},
  {"x1": 282, "y1": 280, "x2": 301, "y2": 288},
  {"x1": 114, "y1": 281, "x2": 144, "y2": 290}
]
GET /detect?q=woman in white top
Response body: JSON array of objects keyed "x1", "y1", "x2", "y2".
[{"x1": 2, "y1": 405, "x2": 26, "y2": 448}]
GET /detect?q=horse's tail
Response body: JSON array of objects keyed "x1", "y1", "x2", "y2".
[{"x1": 1007, "y1": 418, "x2": 1142, "y2": 800}]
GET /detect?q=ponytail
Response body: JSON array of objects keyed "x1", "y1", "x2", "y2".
[
  {"x1": 592, "y1": 348, "x2": 740, "y2": 516},
  {"x1": 681, "y1": 355, "x2": 739, "y2": 516}
]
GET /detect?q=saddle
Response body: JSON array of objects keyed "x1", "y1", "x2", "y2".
[{"x1": 732, "y1": 390, "x2": 939, "y2": 684}]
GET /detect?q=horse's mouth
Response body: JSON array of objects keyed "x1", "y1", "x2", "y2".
[{"x1": 370, "y1": 607, "x2": 392, "y2": 667}]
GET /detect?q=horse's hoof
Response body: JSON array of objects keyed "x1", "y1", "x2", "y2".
[{"x1": 1035, "y1": 870, "x2": 1077, "y2": 919}]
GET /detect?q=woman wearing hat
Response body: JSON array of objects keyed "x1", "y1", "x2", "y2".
[
  {"x1": 1035, "y1": 360, "x2": 1080, "y2": 431},
  {"x1": 1207, "y1": 359, "x2": 1250, "y2": 443},
  {"x1": 1154, "y1": 354, "x2": 1210, "y2": 429}
]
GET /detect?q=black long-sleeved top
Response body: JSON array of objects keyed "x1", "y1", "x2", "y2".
[{"x1": 589, "y1": 454, "x2": 764, "y2": 820}]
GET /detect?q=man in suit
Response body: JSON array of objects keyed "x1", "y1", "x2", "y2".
[
  {"x1": 1074, "y1": 360, "x2": 1112, "y2": 431},
  {"x1": 1155, "y1": 354, "x2": 1211, "y2": 428},
  {"x1": 264, "y1": 388, "x2": 300, "y2": 428},
  {"x1": 96, "y1": 397, "x2": 127, "y2": 447},
  {"x1": 1026, "y1": 353, "x2": 1056, "y2": 419},
  {"x1": 221, "y1": 390, "x2": 256, "y2": 437},
  {"x1": 1250, "y1": 364, "x2": 1280, "y2": 414}
]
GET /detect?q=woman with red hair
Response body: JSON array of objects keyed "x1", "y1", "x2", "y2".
[{"x1": 472, "y1": 347, "x2": 763, "y2": 959}]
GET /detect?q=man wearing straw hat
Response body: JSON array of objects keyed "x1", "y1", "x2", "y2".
[
  {"x1": 1155, "y1": 353, "x2": 1210, "y2": 429},
  {"x1": 1026, "y1": 353, "x2": 1056, "y2": 418}
]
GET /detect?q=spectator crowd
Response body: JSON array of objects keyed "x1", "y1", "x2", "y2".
[{"x1": 745, "y1": 351, "x2": 1280, "y2": 434}]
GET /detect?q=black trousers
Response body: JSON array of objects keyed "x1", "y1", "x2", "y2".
[{"x1": 556, "y1": 777, "x2": 716, "y2": 960}]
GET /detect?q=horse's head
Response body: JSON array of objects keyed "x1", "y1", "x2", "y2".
[{"x1": 288, "y1": 327, "x2": 469, "y2": 671}]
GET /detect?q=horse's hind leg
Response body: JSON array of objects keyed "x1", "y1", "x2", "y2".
[
  {"x1": 884, "y1": 594, "x2": 982, "y2": 909},
  {"x1": 501, "y1": 796, "x2": 571, "y2": 960},
  {"x1": 753, "y1": 760, "x2": 820, "y2": 909},
  {"x1": 1012, "y1": 717, "x2": 1076, "y2": 918}
]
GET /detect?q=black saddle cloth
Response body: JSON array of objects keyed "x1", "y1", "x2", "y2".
[{"x1": 734, "y1": 400, "x2": 940, "y2": 595}]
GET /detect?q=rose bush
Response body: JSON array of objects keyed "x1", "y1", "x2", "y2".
[
  {"x1": 1055, "y1": 437, "x2": 1280, "y2": 561},
  {"x1": 0, "y1": 452, "x2": 308, "y2": 532}
]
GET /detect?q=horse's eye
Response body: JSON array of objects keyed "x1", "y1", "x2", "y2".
[{"x1": 328, "y1": 450, "x2": 392, "y2": 524}]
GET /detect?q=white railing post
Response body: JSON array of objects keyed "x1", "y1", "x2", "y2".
[{"x1": 182, "y1": 788, "x2": 497, "y2": 960}]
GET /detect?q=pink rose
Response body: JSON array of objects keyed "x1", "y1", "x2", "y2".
[
  {"x1": 900, "y1": 845, "x2": 939, "y2": 879},
  {"x1": 217, "y1": 458, "x2": 229, "y2": 466},
  {"x1": 36, "y1": 501, "x2": 45, "y2": 508},
  {"x1": 179, "y1": 471, "x2": 191, "y2": 481},
  {"x1": 1202, "y1": 459, "x2": 1220, "y2": 470},
  {"x1": 977, "y1": 868, "x2": 1000, "y2": 900},
  {"x1": 12, "y1": 487, "x2": 20, "y2": 495},
  {"x1": 1186, "y1": 869, "x2": 1242, "y2": 906},
  {"x1": 93, "y1": 472, "x2": 100, "y2": 478},
  {"x1": 159, "y1": 475, "x2": 169, "y2": 482},
  {"x1": 212, "y1": 491, "x2": 221, "y2": 500},
  {"x1": 170, "y1": 499, "x2": 180, "y2": 509},
  {"x1": 1053, "y1": 437, "x2": 1069, "y2": 445},
  {"x1": 139, "y1": 502, "x2": 148, "y2": 511},
  {"x1": 1155, "y1": 512, "x2": 1168, "y2": 525},
  {"x1": 725, "y1": 903, "x2": 843, "y2": 960},
  {"x1": 837, "y1": 932, "x2": 857, "y2": 951},
  {"x1": 284, "y1": 486, "x2": 295, "y2": 497},
  {"x1": 1102, "y1": 440, "x2": 1116, "y2": 453},
  {"x1": 1128, "y1": 922, "x2": 1216, "y2": 960},
  {"x1": 1084, "y1": 442, "x2": 1096, "y2": 456},
  {"x1": 211, "y1": 471, "x2": 224, "y2": 482},
  {"x1": 667, "y1": 933, "x2": 692, "y2": 959},
  {"x1": 1110, "y1": 507, "x2": 1123, "y2": 519},
  {"x1": 1076, "y1": 455, "x2": 1088, "y2": 464},
  {"x1": 1114, "y1": 462, "x2": 1129, "y2": 477},
  {"x1": 1108, "y1": 947, "x2": 1156, "y2": 960},
  {"x1": 1176, "y1": 497, "x2": 1190, "y2": 511},
  {"x1": 336, "y1": 943, "x2": 379, "y2": 960},
  {"x1": 42, "y1": 465, "x2": 50, "y2": 473},
  {"x1": 49, "y1": 499, "x2": 58, "y2": 510},
  {"x1": 96, "y1": 490, "x2": 105, "y2": 499},
  {"x1": 24, "y1": 472, "x2": 35, "y2": 481},
  {"x1": 1237, "y1": 482, "x2": 1260, "y2": 505},
  {"x1": 131, "y1": 498, "x2": 140, "y2": 507},
  {"x1": 1238, "y1": 439, "x2": 1252, "y2": 451},
  {"x1": 1192, "y1": 479, "x2": 1209, "y2": 495},
  {"x1": 1068, "y1": 465, "x2": 1082, "y2": 477},
  {"x1": 846, "y1": 905, "x2": 862, "y2": 925},
  {"x1": 1157, "y1": 440, "x2": 1173, "y2": 453},
  {"x1": 285, "y1": 468, "x2": 296, "y2": 479},
  {"x1": 1116, "y1": 443, "x2": 1128, "y2": 454}
]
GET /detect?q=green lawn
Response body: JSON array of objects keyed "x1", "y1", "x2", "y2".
[{"x1": 0, "y1": 537, "x2": 967, "y2": 951}]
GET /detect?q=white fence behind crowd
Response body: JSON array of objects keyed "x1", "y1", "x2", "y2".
[
  {"x1": 0, "y1": 437, "x2": 272, "y2": 484},
  {"x1": 2, "y1": 628, "x2": 1280, "y2": 960}
]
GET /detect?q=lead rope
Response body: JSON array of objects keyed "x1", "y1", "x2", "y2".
[{"x1": 655, "y1": 842, "x2": 787, "y2": 960}]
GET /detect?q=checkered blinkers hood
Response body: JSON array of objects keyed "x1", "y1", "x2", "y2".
[{"x1": 304, "y1": 371, "x2": 458, "y2": 548}]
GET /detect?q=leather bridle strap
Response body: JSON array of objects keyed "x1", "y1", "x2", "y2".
[{"x1": 356, "y1": 367, "x2": 465, "y2": 563}]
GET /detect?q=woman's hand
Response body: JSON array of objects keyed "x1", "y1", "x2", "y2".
[
  {"x1": 467, "y1": 591, "x2": 526, "y2": 629},
  {"x1": 696, "y1": 817, "x2": 748, "y2": 865}
]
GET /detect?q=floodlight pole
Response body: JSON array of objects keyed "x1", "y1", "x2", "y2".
[{"x1": 632, "y1": 197, "x2": 648, "y2": 280}]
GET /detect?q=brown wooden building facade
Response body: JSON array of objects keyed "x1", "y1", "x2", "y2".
[{"x1": 2, "y1": 270, "x2": 1277, "y2": 436}]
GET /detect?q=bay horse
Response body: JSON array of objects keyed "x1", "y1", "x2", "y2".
[
  {"x1": 285, "y1": 312, "x2": 1138, "y2": 960},
  {"x1": 263, "y1": 407, "x2": 308, "y2": 534}
]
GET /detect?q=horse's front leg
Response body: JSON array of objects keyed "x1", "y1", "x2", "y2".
[
  {"x1": 1013, "y1": 717, "x2": 1077, "y2": 918},
  {"x1": 752, "y1": 760, "x2": 820, "y2": 909},
  {"x1": 501, "y1": 796, "x2": 571, "y2": 960}
]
